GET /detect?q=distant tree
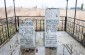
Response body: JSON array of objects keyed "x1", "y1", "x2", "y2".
[{"x1": 81, "y1": 3, "x2": 84, "y2": 10}]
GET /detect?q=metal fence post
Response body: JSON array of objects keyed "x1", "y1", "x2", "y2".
[
  {"x1": 17, "y1": 16, "x2": 19, "y2": 31},
  {"x1": 64, "y1": 17, "x2": 67, "y2": 31},
  {"x1": 4, "y1": 0, "x2": 9, "y2": 37},
  {"x1": 64, "y1": 0, "x2": 68, "y2": 31},
  {"x1": 73, "y1": 0, "x2": 77, "y2": 35},
  {"x1": 13, "y1": 0, "x2": 17, "y2": 32}
]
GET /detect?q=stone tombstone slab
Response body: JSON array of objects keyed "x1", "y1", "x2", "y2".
[
  {"x1": 45, "y1": 8, "x2": 60, "y2": 47},
  {"x1": 19, "y1": 19, "x2": 35, "y2": 49}
]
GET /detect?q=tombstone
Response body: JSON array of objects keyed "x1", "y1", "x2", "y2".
[
  {"x1": 19, "y1": 19, "x2": 35, "y2": 55},
  {"x1": 45, "y1": 8, "x2": 60, "y2": 55},
  {"x1": 45, "y1": 8, "x2": 60, "y2": 47}
]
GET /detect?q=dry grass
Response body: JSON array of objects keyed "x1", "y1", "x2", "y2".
[{"x1": 0, "y1": 7, "x2": 85, "y2": 20}]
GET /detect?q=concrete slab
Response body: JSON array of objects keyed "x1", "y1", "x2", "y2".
[
  {"x1": 0, "y1": 33, "x2": 20, "y2": 55},
  {"x1": 0, "y1": 31, "x2": 85, "y2": 55}
]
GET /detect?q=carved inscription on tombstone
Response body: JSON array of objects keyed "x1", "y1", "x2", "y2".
[
  {"x1": 19, "y1": 19, "x2": 35, "y2": 48},
  {"x1": 45, "y1": 8, "x2": 60, "y2": 47}
]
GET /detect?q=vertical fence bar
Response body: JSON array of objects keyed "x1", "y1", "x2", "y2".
[
  {"x1": 70, "y1": 21, "x2": 71, "y2": 33},
  {"x1": 36, "y1": 20, "x2": 37, "y2": 31},
  {"x1": 79, "y1": 25, "x2": 80, "y2": 39},
  {"x1": 10, "y1": 18, "x2": 12, "y2": 34},
  {"x1": 61, "y1": 20, "x2": 63, "y2": 30},
  {"x1": 62, "y1": 20, "x2": 64, "y2": 30},
  {"x1": 64, "y1": 0, "x2": 68, "y2": 31},
  {"x1": 17, "y1": 16, "x2": 19, "y2": 31},
  {"x1": 2, "y1": 24, "x2": 4, "y2": 42},
  {"x1": 0, "y1": 25, "x2": 2, "y2": 45},
  {"x1": 40, "y1": 20, "x2": 41, "y2": 31},
  {"x1": 13, "y1": 0, "x2": 17, "y2": 32},
  {"x1": 4, "y1": 0, "x2": 9, "y2": 37},
  {"x1": 64, "y1": 17, "x2": 67, "y2": 31},
  {"x1": 82, "y1": 27, "x2": 83, "y2": 40},
  {"x1": 5, "y1": 26, "x2": 7, "y2": 39},
  {"x1": 43, "y1": 20, "x2": 44, "y2": 31}
]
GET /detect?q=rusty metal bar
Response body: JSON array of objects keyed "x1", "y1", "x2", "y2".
[{"x1": 4, "y1": 0, "x2": 9, "y2": 37}]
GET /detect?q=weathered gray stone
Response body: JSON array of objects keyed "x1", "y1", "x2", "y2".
[
  {"x1": 19, "y1": 19, "x2": 35, "y2": 49},
  {"x1": 45, "y1": 8, "x2": 60, "y2": 47}
]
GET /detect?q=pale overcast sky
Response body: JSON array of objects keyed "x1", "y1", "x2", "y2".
[{"x1": 0, "y1": 0, "x2": 85, "y2": 8}]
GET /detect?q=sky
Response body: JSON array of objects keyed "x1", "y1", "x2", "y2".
[{"x1": 0, "y1": 0, "x2": 85, "y2": 9}]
